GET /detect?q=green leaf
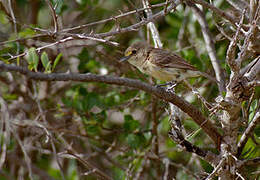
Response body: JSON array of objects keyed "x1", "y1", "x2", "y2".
[
  {"x1": 18, "y1": 28, "x2": 36, "y2": 38},
  {"x1": 241, "y1": 138, "x2": 260, "y2": 158},
  {"x1": 27, "y1": 47, "x2": 39, "y2": 71},
  {"x1": 126, "y1": 133, "x2": 146, "y2": 149},
  {"x1": 41, "y1": 52, "x2": 49, "y2": 68},
  {"x1": 45, "y1": 61, "x2": 52, "y2": 73},
  {"x1": 112, "y1": 167, "x2": 125, "y2": 180},
  {"x1": 0, "y1": 11, "x2": 8, "y2": 24},
  {"x1": 123, "y1": 115, "x2": 140, "y2": 133},
  {"x1": 52, "y1": 53, "x2": 62, "y2": 71},
  {"x1": 86, "y1": 124, "x2": 100, "y2": 136},
  {"x1": 82, "y1": 92, "x2": 102, "y2": 111}
]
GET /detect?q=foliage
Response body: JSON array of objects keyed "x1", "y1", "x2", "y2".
[{"x1": 0, "y1": 0, "x2": 259, "y2": 179}]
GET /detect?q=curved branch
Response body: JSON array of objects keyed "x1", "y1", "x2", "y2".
[{"x1": 0, "y1": 62, "x2": 222, "y2": 146}]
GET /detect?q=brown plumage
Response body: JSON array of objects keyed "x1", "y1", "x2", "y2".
[
  {"x1": 146, "y1": 47, "x2": 198, "y2": 71},
  {"x1": 120, "y1": 42, "x2": 215, "y2": 82}
]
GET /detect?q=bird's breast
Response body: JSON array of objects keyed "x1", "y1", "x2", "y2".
[{"x1": 140, "y1": 61, "x2": 200, "y2": 81}]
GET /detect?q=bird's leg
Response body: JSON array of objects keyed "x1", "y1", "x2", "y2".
[{"x1": 155, "y1": 81, "x2": 177, "y2": 88}]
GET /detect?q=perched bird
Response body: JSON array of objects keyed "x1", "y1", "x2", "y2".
[{"x1": 120, "y1": 42, "x2": 216, "y2": 83}]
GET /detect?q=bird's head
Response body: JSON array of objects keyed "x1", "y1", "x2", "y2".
[{"x1": 120, "y1": 42, "x2": 147, "y2": 66}]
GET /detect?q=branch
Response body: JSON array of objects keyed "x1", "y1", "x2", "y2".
[
  {"x1": 8, "y1": 36, "x2": 119, "y2": 61},
  {"x1": 142, "y1": 0, "x2": 163, "y2": 48},
  {"x1": 141, "y1": 1, "x2": 163, "y2": 176},
  {"x1": 187, "y1": 0, "x2": 239, "y2": 26},
  {"x1": 243, "y1": 56, "x2": 260, "y2": 81},
  {"x1": 61, "y1": 0, "x2": 177, "y2": 33},
  {"x1": 226, "y1": 10, "x2": 245, "y2": 74},
  {"x1": 205, "y1": 157, "x2": 226, "y2": 180},
  {"x1": 65, "y1": 148, "x2": 112, "y2": 180},
  {"x1": 0, "y1": 62, "x2": 222, "y2": 146},
  {"x1": 6, "y1": 1, "x2": 178, "y2": 61},
  {"x1": 187, "y1": 2, "x2": 226, "y2": 92},
  {"x1": 168, "y1": 128, "x2": 219, "y2": 166},
  {"x1": 237, "y1": 157, "x2": 260, "y2": 168},
  {"x1": 45, "y1": 0, "x2": 58, "y2": 33},
  {"x1": 93, "y1": 2, "x2": 178, "y2": 38},
  {"x1": 237, "y1": 109, "x2": 260, "y2": 157}
]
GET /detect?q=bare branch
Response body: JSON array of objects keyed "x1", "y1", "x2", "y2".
[
  {"x1": 205, "y1": 157, "x2": 226, "y2": 180},
  {"x1": 45, "y1": 0, "x2": 58, "y2": 33},
  {"x1": 226, "y1": 10, "x2": 246, "y2": 74},
  {"x1": 0, "y1": 61, "x2": 222, "y2": 146},
  {"x1": 243, "y1": 56, "x2": 260, "y2": 81},
  {"x1": 187, "y1": 2, "x2": 226, "y2": 92},
  {"x1": 142, "y1": 0, "x2": 163, "y2": 48},
  {"x1": 61, "y1": 0, "x2": 177, "y2": 33},
  {"x1": 94, "y1": 2, "x2": 178, "y2": 39},
  {"x1": 186, "y1": 0, "x2": 239, "y2": 26},
  {"x1": 8, "y1": 36, "x2": 119, "y2": 61},
  {"x1": 236, "y1": 19, "x2": 258, "y2": 65},
  {"x1": 238, "y1": 157, "x2": 260, "y2": 168},
  {"x1": 65, "y1": 148, "x2": 112, "y2": 180}
]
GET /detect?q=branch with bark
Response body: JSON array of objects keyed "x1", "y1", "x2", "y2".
[{"x1": 0, "y1": 61, "x2": 222, "y2": 147}]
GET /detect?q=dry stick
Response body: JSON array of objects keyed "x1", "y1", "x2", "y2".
[
  {"x1": 0, "y1": 62, "x2": 222, "y2": 148},
  {"x1": 183, "y1": 80, "x2": 212, "y2": 110},
  {"x1": 61, "y1": 0, "x2": 176, "y2": 33},
  {"x1": 237, "y1": 157, "x2": 260, "y2": 168},
  {"x1": 205, "y1": 157, "x2": 226, "y2": 180},
  {"x1": 242, "y1": 56, "x2": 260, "y2": 82},
  {"x1": 142, "y1": 0, "x2": 163, "y2": 48},
  {"x1": 249, "y1": 0, "x2": 257, "y2": 22},
  {"x1": 57, "y1": 135, "x2": 112, "y2": 180},
  {"x1": 226, "y1": 10, "x2": 246, "y2": 74},
  {"x1": 188, "y1": 3, "x2": 226, "y2": 92},
  {"x1": 94, "y1": 2, "x2": 178, "y2": 38},
  {"x1": 31, "y1": 82, "x2": 66, "y2": 180},
  {"x1": 141, "y1": 0, "x2": 163, "y2": 177},
  {"x1": 65, "y1": 147, "x2": 112, "y2": 180},
  {"x1": 0, "y1": 97, "x2": 10, "y2": 170},
  {"x1": 7, "y1": 3, "x2": 177, "y2": 61},
  {"x1": 45, "y1": 0, "x2": 58, "y2": 33},
  {"x1": 187, "y1": 0, "x2": 239, "y2": 26},
  {"x1": 8, "y1": 36, "x2": 119, "y2": 61},
  {"x1": 226, "y1": 0, "x2": 249, "y2": 17},
  {"x1": 6, "y1": 0, "x2": 20, "y2": 59},
  {"x1": 236, "y1": 3, "x2": 260, "y2": 66},
  {"x1": 11, "y1": 128, "x2": 34, "y2": 180},
  {"x1": 236, "y1": 20, "x2": 256, "y2": 66},
  {"x1": 63, "y1": 33, "x2": 119, "y2": 46},
  {"x1": 214, "y1": 21, "x2": 233, "y2": 42},
  {"x1": 162, "y1": 158, "x2": 169, "y2": 180}
]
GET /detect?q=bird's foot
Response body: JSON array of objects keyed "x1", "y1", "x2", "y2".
[{"x1": 155, "y1": 81, "x2": 178, "y2": 92}]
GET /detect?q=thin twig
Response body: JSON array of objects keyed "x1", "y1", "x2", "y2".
[
  {"x1": 205, "y1": 157, "x2": 226, "y2": 180},
  {"x1": 45, "y1": 0, "x2": 58, "y2": 33},
  {"x1": 226, "y1": 10, "x2": 246, "y2": 74},
  {"x1": 61, "y1": 0, "x2": 176, "y2": 33},
  {"x1": 186, "y1": 0, "x2": 239, "y2": 26}
]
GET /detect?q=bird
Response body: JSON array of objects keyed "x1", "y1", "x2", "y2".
[{"x1": 120, "y1": 42, "x2": 216, "y2": 83}]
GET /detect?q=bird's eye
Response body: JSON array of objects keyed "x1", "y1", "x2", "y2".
[{"x1": 132, "y1": 50, "x2": 137, "y2": 54}]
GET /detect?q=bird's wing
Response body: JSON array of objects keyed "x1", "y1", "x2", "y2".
[{"x1": 148, "y1": 48, "x2": 198, "y2": 71}]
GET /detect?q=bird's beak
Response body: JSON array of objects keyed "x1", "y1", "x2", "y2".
[{"x1": 119, "y1": 55, "x2": 131, "y2": 62}]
